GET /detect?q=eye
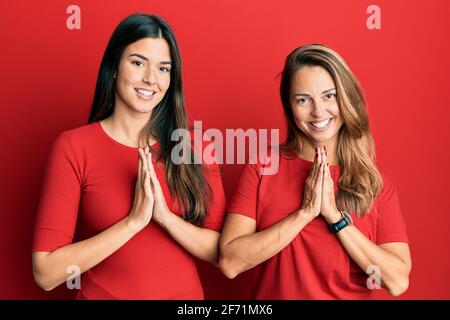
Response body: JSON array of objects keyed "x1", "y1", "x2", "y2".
[
  {"x1": 296, "y1": 97, "x2": 310, "y2": 105},
  {"x1": 325, "y1": 92, "x2": 336, "y2": 100},
  {"x1": 160, "y1": 66, "x2": 170, "y2": 72},
  {"x1": 131, "y1": 60, "x2": 145, "y2": 67}
]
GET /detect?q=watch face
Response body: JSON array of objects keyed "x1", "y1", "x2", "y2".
[{"x1": 342, "y1": 211, "x2": 353, "y2": 225}]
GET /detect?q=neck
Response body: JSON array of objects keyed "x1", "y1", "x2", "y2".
[
  {"x1": 101, "y1": 101, "x2": 155, "y2": 148},
  {"x1": 298, "y1": 136, "x2": 339, "y2": 165}
]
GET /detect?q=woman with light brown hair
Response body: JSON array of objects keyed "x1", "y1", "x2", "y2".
[{"x1": 219, "y1": 44, "x2": 411, "y2": 299}]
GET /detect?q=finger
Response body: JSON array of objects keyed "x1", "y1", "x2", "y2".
[
  {"x1": 322, "y1": 146, "x2": 327, "y2": 166},
  {"x1": 314, "y1": 147, "x2": 322, "y2": 180},
  {"x1": 321, "y1": 146, "x2": 332, "y2": 180},
  {"x1": 149, "y1": 168, "x2": 163, "y2": 201},
  {"x1": 316, "y1": 162, "x2": 324, "y2": 189},
  {"x1": 141, "y1": 146, "x2": 149, "y2": 173},
  {"x1": 326, "y1": 162, "x2": 332, "y2": 179},
  {"x1": 311, "y1": 147, "x2": 319, "y2": 177},
  {"x1": 323, "y1": 148, "x2": 329, "y2": 181},
  {"x1": 140, "y1": 148, "x2": 149, "y2": 185},
  {"x1": 147, "y1": 153, "x2": 162, "y2": 190},
  {"x1": 147, "y1": 151, "x2": 155, "y2": 172},
  {"x1": 143, "y1": 168, "x2": 153, "y2": 199},
  {"x1": 318, "y1": 146, "x2": 323, "y2": 166},
  {"x1": 137, "y1": 148, "x2": 143, "y2": 185}
]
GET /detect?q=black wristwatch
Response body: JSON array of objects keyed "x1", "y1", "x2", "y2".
[{"x1": 328, "y1": 210, "x2": 353, "y2": 234}]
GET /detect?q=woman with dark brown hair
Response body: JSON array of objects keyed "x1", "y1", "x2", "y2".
[
  {"x1": 32, "y1": 13, "x2": 226, "y2": 299},
  {"x1": 220, "y1": 44, "x2": 411, "y2": 299}
]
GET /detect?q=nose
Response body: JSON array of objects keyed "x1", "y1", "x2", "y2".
[
  {"x1": 310, "y1": 100, "x2": 326, "y2": 118},
  {"x1": 143, "y1": 67, "x2": 157, "y2": 85}
]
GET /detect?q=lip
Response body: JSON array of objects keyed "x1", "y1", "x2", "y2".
[
  {"x1": 308, "y1": 118, "x2": 333, "y2": 131},
  {"x1": 134, "y1": 88, "x2": 157, "y2": 101}
]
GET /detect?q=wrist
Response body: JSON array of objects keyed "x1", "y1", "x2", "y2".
[
  {"x1": 327, "y1": 210, "x2": 353, "y2": 234},
  {"x1": 296, "y1": 208, "x2": 315, "y2": 225},
  {"x1": 124, "y1": 216, "x2": 145, "y2": 234},
  {"x1": 323, "y1": 210, "x2": 342, "y2": 224},
  {"x1": 156, "y1": 209, "x2": 176, "y2": 230}
]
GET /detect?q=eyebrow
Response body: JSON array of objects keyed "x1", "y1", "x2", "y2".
[
  {"x1": 293, "y1": 88, "x2": 336, "y2": 97},
  {"x1": 129, "y1": 53, "x2": 172, "y2": 65}
]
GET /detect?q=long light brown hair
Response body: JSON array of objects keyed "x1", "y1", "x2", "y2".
[{"x1": 280, "y1": 44, "x2": 382, "y2": 216}]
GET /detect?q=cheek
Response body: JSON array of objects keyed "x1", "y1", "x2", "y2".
[
  {"x1": 292, "y1": 108, "x2": 309, "y2": 127},
  {"x1": 161, "y1": 74, "x2": 171, "y2": 91},
  {"x1": 118, "y1": 65, "x2": 141, "y2": 86},
  {"x1": 331, "y1": 105, "x2": 343, "y2": 127},
  {"x1": 329, "y1": 102, "x2": 340, "y2": 117}
]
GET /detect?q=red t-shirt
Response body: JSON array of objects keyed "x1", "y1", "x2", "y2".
[
  {"x1": 227, "y1": 151, "x2": 408, "y2": 299},
  {"x1": 33, "y1": 122, "x2": 226, "y2": 299}
]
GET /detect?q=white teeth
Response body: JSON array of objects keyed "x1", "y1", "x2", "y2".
[
  {"x1": 311, "y1": 118, "x2": 331, "y2": 129},
  {"x1": 136, "y1": 89, "x2": 155, "y2": 97}
]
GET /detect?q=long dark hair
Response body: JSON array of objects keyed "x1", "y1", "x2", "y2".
[
  {"x1": 89, "y1": 13, "x2": 211, "y2": 226},
  {"x1": 279, "y1": 44, "x2": 382, "y2": 216}
]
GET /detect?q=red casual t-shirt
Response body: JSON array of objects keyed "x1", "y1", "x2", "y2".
[
  {"x1": 227, "y1": 151, "x2": 408, "y2": 299},
  {"x1": 33, "y1": 122, "x2": 226, "y2": 299}
]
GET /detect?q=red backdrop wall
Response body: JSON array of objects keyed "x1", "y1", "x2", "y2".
[{"x1": 1, "y1": 0, "x2": 449, "y2": 299}]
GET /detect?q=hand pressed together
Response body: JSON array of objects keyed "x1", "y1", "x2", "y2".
[
  {"x1": 300, "y1": 146, "x2": 341, "y2": 224},
  {"x1": 127, "y1": 146, "x2": 172, "y2": 232}
]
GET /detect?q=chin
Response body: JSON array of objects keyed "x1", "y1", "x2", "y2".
[
  {"x1": 306, "y1": 132, "x2": 338, "y2": 145},
  {"x1": 133, "y1": 100, "x2": 161, "y2": 112}
]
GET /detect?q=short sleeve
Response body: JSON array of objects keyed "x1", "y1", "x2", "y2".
[
  {"x1": 197, "y1": 137, "x2": 226, "y2": 232},
  {"x1": 375, "y1": 174, "x2": 409, "y2": 244},
  {"x1": 226, "y1": 163, "x2": 261, "y2": 220},
  {"x1": 32, "y1": 132, "x2": 82, "y2": 252},
  {"x1": 202, "y1": 162, "x2": 227, "y2": 232}
]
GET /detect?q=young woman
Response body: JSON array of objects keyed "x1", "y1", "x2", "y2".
[
  {"x1": 220, "y1": 44, "x2": 411, "y2": 299},
  {"x1": 32, "y1": 13, "x2": 226, "y2": 299}
]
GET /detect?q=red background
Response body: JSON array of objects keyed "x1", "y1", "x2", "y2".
[{"x1": 1, "y1": 0, "x2": 449, "y2": 299}]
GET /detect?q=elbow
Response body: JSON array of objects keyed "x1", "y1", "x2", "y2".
[
  {"x1": 387, "y1": 276, "x2": 410, "y2": 297},
  {"x1": 33, "y1": 269, "x2": 55, "y2": 292},
  {"x1": 219, "y1": 253, "x2": 239, "y2": 279},
  {"x1": 32, "y1": 255, "x2": 56, "y2": 292},
  {"x1": 387, "y1": 261, "x2": 412, "y2": 297}
]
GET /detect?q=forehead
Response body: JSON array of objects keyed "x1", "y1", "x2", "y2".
[
  {"x1": 124, "y1": 37, "x2": 171, "y2": 60},
  {"x1": 291, "y1": 66, "x2": 335, "y2": 91}
]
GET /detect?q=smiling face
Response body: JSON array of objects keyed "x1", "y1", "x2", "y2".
[
  {"x1": 115, "y1": 37, "x2": 172, "y2": 115},
  {"x1": 290, "y1": 66, "x2": 343, "y2": 147}
]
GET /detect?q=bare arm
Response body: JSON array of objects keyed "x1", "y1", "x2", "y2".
[
  {"x1": 219, "y1": 210, "x2": 313, "y2": 279},
  {"x1": 326, "y1": 211, "x2": 411, "y2": 296},
  {"x1": 33, "y1": 216, "x2": 141, "y2": 291},
  {"x1": 159, "y1": 214, "x2": 221, "y2": 266},
  {"x1": 219, "y1": 152, "x2": 325, "y2": 279},
  {"x1": 33, "y1": 147, "x2": 154, "y2": 291},
  {"x1": 145, "y1": 151, "x2": 223, "y2": 266},
  {"x1": 320, "y1": 147, "x2": 411, "y2": 296}
]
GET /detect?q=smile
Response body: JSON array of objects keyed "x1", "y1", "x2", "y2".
[
  {"x1": 309, "y1": 118, "x2": 332, "y2": 130},
  {"x1": 134, "y1": 88, "x2": 156, "y2": 99}
]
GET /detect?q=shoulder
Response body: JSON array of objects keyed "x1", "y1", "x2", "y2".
[
  {"x1": 376, "y1": 168, "x2": 398, "y2": 202},
  {"x1": 59, "y1": 122, "x2": 98, "y2": 142},
  {"x1": 50, "y1": 122, "x2": 98, "y2": 158},
  {"x1": 54, "y1": 122, "x2": 98, "y2": 147}
]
